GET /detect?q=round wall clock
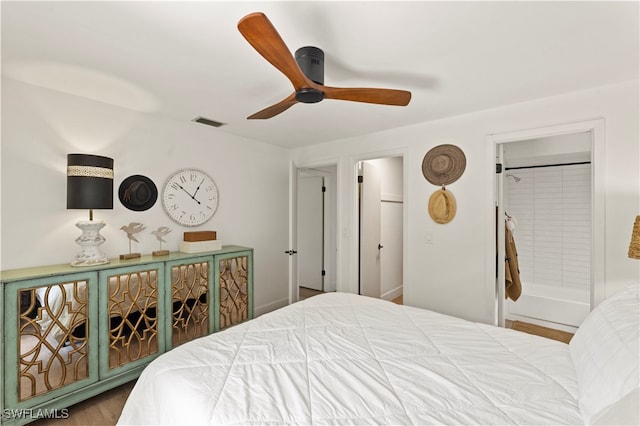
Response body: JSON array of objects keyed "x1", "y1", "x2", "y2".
[{"x1": 161, "y1": 168, "x2": 219, "y2": 227}]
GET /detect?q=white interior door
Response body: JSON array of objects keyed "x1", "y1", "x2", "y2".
[
  {"x1": 297, "y1": 175, "x2": 324, "y2": 291},
  {"x1": 359, "y1": 162, "x2": 381, "y2": 298}
]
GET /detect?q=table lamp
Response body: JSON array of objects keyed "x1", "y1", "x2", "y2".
[{"x1": 67, "y1": 153, "x2": 114, "y2": 266}]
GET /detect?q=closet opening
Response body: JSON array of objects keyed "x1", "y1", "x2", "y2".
[
  {"x1": 356, "y1": 157, "x2": 404, "y2": 303},
  {"x1": 295, "y1": 165, "x2": 337, "y2": 302}
]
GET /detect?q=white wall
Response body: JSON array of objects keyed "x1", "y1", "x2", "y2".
[
  {"x1": 0, "y1": 78, "x2": 290, "y2": 314},
  {"x1": 292, "y1": 80, "x2": 640, "y2": 324},
  {"x1": 3, "y1": 77, "x2": 637, "y2": 323}
]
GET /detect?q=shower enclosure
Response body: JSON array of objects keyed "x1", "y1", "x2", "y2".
[{"x1": 500, "y1": 131, "x2": 594, "y2": 330}]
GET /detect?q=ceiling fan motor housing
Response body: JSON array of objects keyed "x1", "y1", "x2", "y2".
[{"x1": 295, "y1": 46, "x2": 325, "y2": 103}]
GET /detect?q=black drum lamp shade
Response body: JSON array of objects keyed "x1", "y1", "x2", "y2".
[
  {"x1": 67, "y1": 154, "x2": 114, "y2": 211},
  {"x1": 66, "y1": 153, "x2": 114, "y2": 267}
]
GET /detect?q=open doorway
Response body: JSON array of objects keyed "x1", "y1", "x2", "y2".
[
  {"x1": 296, "y1": 166, "x2": 337, "y2": 301},
  {"x1": 492, "y1": 119, "x2": 605, "y2": 332},
  {"x1": 357, "y1": 157, "x2": 404, "y2": 303}
]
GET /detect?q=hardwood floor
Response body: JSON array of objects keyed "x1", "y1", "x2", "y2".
[
  {"x1": 31, "y1": 293, "x2": 571, "y2": 425},
  {"x1": 298, "y1": 286, "x2": 323, "y2": 300},
  {"x1": 32, "y1": 381, "x2": 135, "y2": 426},
  {"x1": 510, "y1": 320, "x2": 574, "y2": 343}
]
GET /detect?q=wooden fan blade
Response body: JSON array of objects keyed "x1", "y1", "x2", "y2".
[
  {"x1": 238, "y1": 12, "x2": 311, "y2": 90},
  {"x1": 247, "y1": 93, "x2": 298, "y2": 119},
  {"x1": 322, "y1": 86, "x2": 411, "y2": 106}
]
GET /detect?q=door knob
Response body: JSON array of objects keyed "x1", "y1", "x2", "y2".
[
  {"x1": 378, "y1": 244, "x2": 383, "y2": 250},
  {"x1": 284, "y1": 250, "x2": 298, "y2": 255}
]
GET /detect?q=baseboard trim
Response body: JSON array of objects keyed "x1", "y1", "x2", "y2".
[
  {"x1": 381, "y1": 285, "x2": 403, "y2": 302},
  {"x1": 505, "y1": 313, "x2": 578, "y2": 334},
  {"x1": 254, "y1": 297, "x2": 289, "y2": 317}
]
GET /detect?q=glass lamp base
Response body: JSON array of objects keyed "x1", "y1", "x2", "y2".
[{"x1": 71, "y1": 220, "x2": 110, "y2": 267}]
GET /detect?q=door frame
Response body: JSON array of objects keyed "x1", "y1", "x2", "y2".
[
  {"x1": 486, "y1": 118, "x2": 605, "y2": 327},
  {"x1": 289, "y1": 159, "x2": 339, "y2": 304}
]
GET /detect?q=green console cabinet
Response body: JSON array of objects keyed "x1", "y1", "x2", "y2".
[{"x1": 0, "y1": 246, "x2": 253, "y2": 425}]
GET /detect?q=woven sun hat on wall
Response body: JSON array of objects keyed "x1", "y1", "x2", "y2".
[
  {"x1": 422, "y1": 144, "x2": 467, "y2": 186},
  {"x1": 428, "y1": 188, "x2": 457, "y2": 224}
]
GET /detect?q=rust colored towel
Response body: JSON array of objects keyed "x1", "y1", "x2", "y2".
[{"x1": 505, "y1": 225, "x2": 522, "y2": 301}]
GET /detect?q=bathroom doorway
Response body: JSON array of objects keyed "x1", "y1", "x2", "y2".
[{"x1": 492, "y1": 119, "x2": 605, "y2": 332}]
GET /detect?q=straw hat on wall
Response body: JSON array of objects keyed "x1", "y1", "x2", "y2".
[
  {"x1": 428, "y1": 188, "x2": 457, "y2": 224},
  {"x1": 422, "y1": 144, "x2": 465, "y2": 224},
  {"x1": 421, "y1": 144, "x2": 466, "y2": 186}
]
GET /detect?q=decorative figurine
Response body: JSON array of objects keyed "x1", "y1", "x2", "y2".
[
  {"x1": 151, "y1": 226, "x2": 172, "y2": 256},
  {"x1": 119, "y1": 222, "x2": 146, "y2": 260}
]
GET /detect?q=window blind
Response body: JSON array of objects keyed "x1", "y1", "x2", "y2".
[{"x1": 505, "y1": 164, "x2": 591, "y2": 292}]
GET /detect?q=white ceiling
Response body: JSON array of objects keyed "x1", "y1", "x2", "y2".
[{"x1": 2, "y1": 1, "x2": 638, "y2": 149}]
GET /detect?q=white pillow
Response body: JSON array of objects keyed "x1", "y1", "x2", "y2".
[
  {"x1": 592, "y1": 388, "x2": 640, "y2": 426},
  {"x1": 569, "y1": 283, "x2": 639, "y2": 425}
]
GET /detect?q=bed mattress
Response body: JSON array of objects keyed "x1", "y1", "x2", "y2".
[{"x1": 118, "y1": 292, "x2": 582, "y2": 425}]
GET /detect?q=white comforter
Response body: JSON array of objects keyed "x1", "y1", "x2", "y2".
[{"x1": 118, "y1": 292, "x2": 582, "y2": 425}]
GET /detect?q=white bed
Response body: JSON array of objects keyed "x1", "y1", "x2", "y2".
[{"x1": 118, "y1": 284, "x2": 639, "y2": 425}]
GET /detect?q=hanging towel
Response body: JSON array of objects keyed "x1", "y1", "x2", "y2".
[{"x1": 505, "y1": 223, "x2": 522, "y2": 301}]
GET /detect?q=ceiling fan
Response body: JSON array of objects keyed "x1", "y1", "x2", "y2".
[{"x1": 237, "y1": 12, "x2": 412, "y2": 119}]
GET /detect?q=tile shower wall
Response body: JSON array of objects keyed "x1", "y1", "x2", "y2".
[{"x1": 506, "y1": 164, "x2": 592, "y2": 294}]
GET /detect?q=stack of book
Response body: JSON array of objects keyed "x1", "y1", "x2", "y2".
[{"x1": 179, "y1": 231, "x2": 222, "y2": 253}]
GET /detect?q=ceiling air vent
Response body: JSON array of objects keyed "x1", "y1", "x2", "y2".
[{"x1": 192, "y1": 116, "x2": 226, "y2": 128}]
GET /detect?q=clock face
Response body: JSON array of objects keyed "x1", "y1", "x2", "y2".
[{"x1": 162, "y1": 169, "x2": 219, "y2": 227}]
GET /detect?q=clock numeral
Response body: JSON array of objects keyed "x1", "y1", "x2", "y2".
[{"x1": 179, "y1": 175, "x2": 187, "y2": 184}]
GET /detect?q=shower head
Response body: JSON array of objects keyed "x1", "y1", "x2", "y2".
[{"x1": 506, "y1": 173, "x2": 521, "y2": 182}]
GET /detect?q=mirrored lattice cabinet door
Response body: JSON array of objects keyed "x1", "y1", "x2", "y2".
[
  {"x1": 8, "y1": 273, "x2": 99, "y2": 407},
  {"x1": 168, "y1": 259, "x2": 211, "y2": 347},
  {"x1": 217, "y1": 252, "x2": 253, "y2": 330},
  {"x1": 101, "y1": 265, "x2": 164, "y2": 376}
]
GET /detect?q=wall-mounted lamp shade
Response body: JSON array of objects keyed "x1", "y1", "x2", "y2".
[
  {"x1": 629, "y1": 215, "x2": 640, "y2": 259},
  {"x1": 67, "y1": 154, "x2": 114, "y2": 209}
]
